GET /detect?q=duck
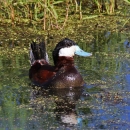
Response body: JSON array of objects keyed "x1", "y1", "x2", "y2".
[{"x1": 29, "y1": 38, "x2": 92, "y2": 89}]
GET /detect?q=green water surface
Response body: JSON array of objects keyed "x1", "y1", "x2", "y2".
[{"x1": 0, "y1": 29, "x2": 130, "y2": 129}]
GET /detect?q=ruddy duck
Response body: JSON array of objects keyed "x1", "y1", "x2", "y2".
[{"x1": 29, "y1": 38, "x2": 92, "y2": 88}]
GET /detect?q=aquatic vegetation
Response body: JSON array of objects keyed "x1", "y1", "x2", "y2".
[
  {"x1": 0, "y1": 0, "x2": 129, "y2": 30},
  {"x1": 93, "y1": 0, "x2": 118, "y2": 14},
  {"x1": 0, "y1": 1, "x2": 130, "y2": 129},
  {"x1": 0, "y1": 26, "x2": 130, "y2": 129}
]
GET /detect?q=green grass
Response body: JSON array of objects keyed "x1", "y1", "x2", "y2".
[{"x1": 0, "y1": 0, "x2": 129, "y2": 30}]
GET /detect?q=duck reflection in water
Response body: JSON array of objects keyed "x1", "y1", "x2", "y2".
[
  {"x1": 52, "y1": 87, "x2": 83, "y2": 125},
  {"x1": 30, "y1": 86, "x2": 84, "y2": 125}
]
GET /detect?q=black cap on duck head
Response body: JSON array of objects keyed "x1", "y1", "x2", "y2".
[
  {"x1": 53, "y1": 38, "x2": 76, "y2": 65},
  {"x1": 53, "y1": 38, "x2": 92, "y2": 65}
]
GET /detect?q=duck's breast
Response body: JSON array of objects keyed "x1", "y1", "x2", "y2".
[{"x1": 49, "y1": 66, "x2": 84, "y2": 88}]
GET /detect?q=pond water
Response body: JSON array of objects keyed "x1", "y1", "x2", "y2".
[{"x1": 0, "y1": 30, "x2": 130, "y2": 130}]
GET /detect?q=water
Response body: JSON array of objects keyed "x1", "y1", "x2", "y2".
[{"x1": 0, "y1": 31, "x2": 130, "y2": 129}]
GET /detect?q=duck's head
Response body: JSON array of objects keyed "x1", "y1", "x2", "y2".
[{"x1": 53, "y1": 38, "x2": 92, "y2": 65}]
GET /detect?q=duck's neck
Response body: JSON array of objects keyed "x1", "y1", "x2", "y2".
[{"x1": 55, "y1": 56, "x2": 74, "y2": 68}]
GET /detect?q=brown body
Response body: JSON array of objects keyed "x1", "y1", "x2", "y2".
[{"x1": 29, "y1": 56, "x2": 84, "y2": 88}]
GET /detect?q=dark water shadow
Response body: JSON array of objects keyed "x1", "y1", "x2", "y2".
[{"x1": 30, "y1": 85, "x2": 91, "y2": 127}]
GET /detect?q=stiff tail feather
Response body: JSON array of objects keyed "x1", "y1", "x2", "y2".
[{"x1": 30, "y1": 39, "x2": 49, "y2": 65}]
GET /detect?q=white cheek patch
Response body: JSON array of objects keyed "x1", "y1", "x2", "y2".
[{"x1": 59, "y1": 45, "x2": 76, "y2": 57}]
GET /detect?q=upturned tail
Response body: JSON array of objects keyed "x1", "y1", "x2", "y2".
[{"x1": 30, "y1": 39, "x2": 49, "y2": 65}]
